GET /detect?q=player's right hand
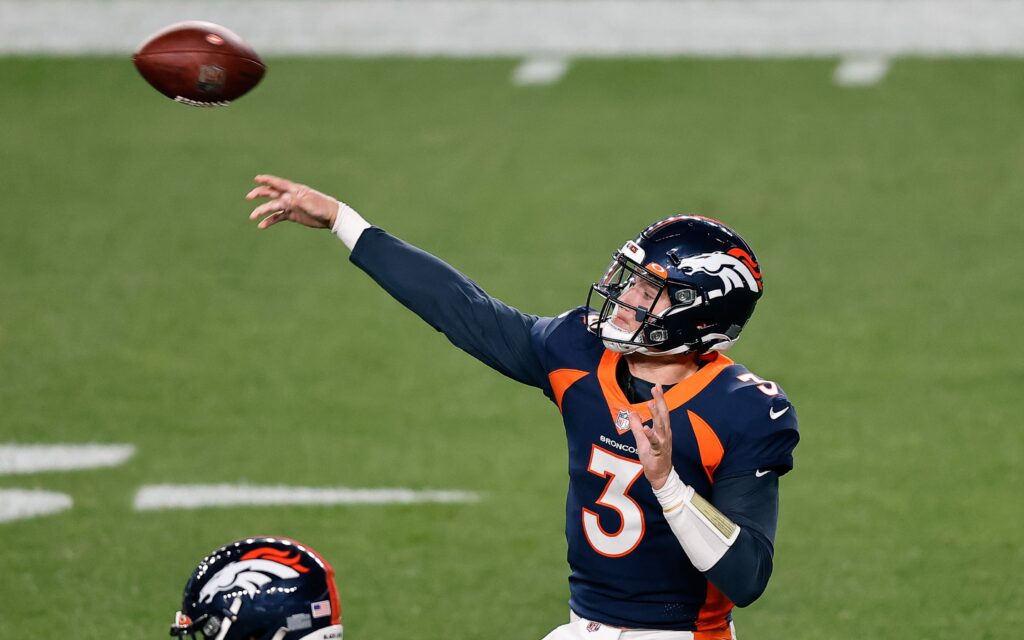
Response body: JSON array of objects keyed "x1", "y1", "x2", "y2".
[{"x1": 246, "y1": 175, "x2": 340, "y2": 230}]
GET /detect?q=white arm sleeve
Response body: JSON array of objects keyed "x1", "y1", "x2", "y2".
[
  {"x1": 331, "y1": 201, "x2": 371, "y2": 250},
  {"x1": 652, "y1": 469, "x2": 741, "y2": 572}
]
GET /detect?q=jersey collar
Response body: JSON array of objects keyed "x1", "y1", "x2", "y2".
[{"x1": 597, "y1": 350, "x2": 734, "y2": 424}]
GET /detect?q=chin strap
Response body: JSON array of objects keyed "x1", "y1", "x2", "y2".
[{"x1": 597, "y1": 313, "x2": 702, "y2": 356}]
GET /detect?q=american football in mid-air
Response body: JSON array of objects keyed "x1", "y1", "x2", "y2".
[{"x1": 133, "y1": 21, "x2": 265, "y2": 106}]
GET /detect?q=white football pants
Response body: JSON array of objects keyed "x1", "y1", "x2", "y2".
[{"x1": 541, "y1": 611, "x2": 736, "y2": 640}]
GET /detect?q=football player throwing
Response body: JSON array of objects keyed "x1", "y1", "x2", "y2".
[{"x1": 246, "y1": 176, "x2": 799, "y2": 640}]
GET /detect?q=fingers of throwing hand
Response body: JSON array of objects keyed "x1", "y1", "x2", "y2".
[
  {"x1": 245, "y1": 186, "x2": 282, "y2": 201},
  {"x1": 249, "y1": 197, "x2": 288, "y2": 221},
  {"x1": 257, "y1": 210, "x2": 288, "y2": 229},
  {"x1": 253, "y1": 174, "x2": 296, "y2": 192},
  {"x1": 649, "y1": 384, "x2": 671, "y2": 435}
]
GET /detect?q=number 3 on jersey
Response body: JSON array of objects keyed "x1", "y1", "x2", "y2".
[{"x1": 582, "y1": 445, "x2": 646, "y2": 557}]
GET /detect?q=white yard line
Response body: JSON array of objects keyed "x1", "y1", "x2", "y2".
[
  {"x1": 134, "y1": 484, "x2": 481, "y2": 510},
  {"x1": 834, "y1": 56, "x2": 892, "y2": 86},
  {"x1": 513, "y1": 57, "x2": 571, "y2": 85},
  {"x1": 0, "y1": 443, "x2": 135, "y2": 475},
  {"x1": 0, "y1": 489, "x2": 72, "y2": 523},
  {"x1": 1, "y1": 1, "x2": 1024, "y2": 56}
]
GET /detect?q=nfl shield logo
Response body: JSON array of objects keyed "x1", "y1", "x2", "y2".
[
  {"x1": 586, "y1": 621, "x2": 602, "y2": 632},
  {"x1": 615, "y1": 409, "x2": 631, "y2": 434}
]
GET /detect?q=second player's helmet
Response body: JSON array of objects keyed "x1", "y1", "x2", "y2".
[
  {"x1": 170, "y1": 537, "x2": 342, "y2": 640},
  {"x1": 586, "y1": 215, "x2": 763, "y2": 355}
]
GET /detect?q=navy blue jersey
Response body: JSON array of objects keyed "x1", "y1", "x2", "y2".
[
  {"x1": 530, "y1": 307, "x2": 797, "y2": 630},
  {"x1": 350, "y1": 228, "x2": 799, "y2": 632}
]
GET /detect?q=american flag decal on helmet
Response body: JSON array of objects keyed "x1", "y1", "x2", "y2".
[{"x1": 311, "y1": 600, "x2": 332, "y2": 618}]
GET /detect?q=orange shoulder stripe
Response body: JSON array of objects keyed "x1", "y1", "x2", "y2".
[{"x1": 547, "y1": 368, "x2": 589, "y2": 412}]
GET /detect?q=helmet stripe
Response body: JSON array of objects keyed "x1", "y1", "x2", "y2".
[{"x1": 299, "y1": 542, "x2": 342, "y2": 625}]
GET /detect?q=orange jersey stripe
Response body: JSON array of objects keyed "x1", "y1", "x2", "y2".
[
  {"x1": 548, "y1": 368, "x2": 589, "y2": 412},
  {"x1": 695, "y1": 582, "x2": 733, "y2": 633},
  {"x1": 686, "y1": 410, "x2": 725, "y2": 482}
]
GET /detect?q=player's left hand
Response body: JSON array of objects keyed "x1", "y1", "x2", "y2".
[{"x1": 627, "y1": 384, "x2": 673, "y2": 490}]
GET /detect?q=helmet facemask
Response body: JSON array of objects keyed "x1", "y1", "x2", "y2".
[
  {"x1": 587, "y1": 242, "x2": 703, "y2": 356},
  {"x1": 171, "y1": 598, "x2": 343, "y2": 640},
  {"x1": 170, "y1": 597, "x2": 244, "y2": 640}
]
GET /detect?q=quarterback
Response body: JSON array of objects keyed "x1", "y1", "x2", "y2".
[{"x1": 246, "y1": 175, "x2": 799, "y2": 640}]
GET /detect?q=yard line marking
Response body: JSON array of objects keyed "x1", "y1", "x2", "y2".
[
  {"x1": 834, "y1": 56, "x2": 891, "y2": 86},
  {"x1": 513, "y1": 57, "x2": 570, "y2": 85},
  {"x1": 0, "y1": 489, "x2": 72, "y2": 523},
  {"x1": 0, "y1": 443, "x2": 135, "y2": 475},
  {"x1": 133, "y1": 484, "x2": 482, "y2": 510}
]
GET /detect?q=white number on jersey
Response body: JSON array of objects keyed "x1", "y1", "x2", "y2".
[
  {"x1": 582, "y1": 445, "x2": 646, "y2": 557},
  {"x1": 737, "y1": 372, "x2": 779, "y2": 396}
]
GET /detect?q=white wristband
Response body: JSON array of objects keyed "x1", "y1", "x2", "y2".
[
  {"x1": 331, "y1": 201, "x2": 371, "y2": 250},
  {"x1": 652, "y1": 467, "x2": 693, "y2": 512},
  {"x1": 653, "y1": 468, "x2": 740, "y2": 572}
]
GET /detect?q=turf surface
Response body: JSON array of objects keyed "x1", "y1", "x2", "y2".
[{"x1": 1, "y1": 57, "x2": 1022, "y2": 639}]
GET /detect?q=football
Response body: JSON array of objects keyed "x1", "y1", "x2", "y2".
[{"x1": 133, "y1": 21, "x2": 265, "y2": 106}]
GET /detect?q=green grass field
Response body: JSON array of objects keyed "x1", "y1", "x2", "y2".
[{"x1": 1, "y1": 57, "x2": 1022, "y2": 639}]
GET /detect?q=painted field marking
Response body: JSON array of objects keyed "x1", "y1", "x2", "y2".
[
  {"x1": 134, "y1": 484, "x2": 481, "y2": 510},
  {"x1": 513, "y1": 57, "x2": 570, "y2": 85},
  {"x1": 0, "y1": 443, "x2": 135, "y2": 475},
  {"x1": 834, "y1": 56, "x2": 891, "y2": 86},
  {"x1": 0, "y1": 489, "x2": 73, "y2": 523}
]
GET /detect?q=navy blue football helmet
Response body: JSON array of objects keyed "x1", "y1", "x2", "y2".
[
  {"x1": 586, "y1": 215, "x2": 763, "y2": 355},
  {"x1": 170, "y1": 537, "x2": 342, "y2": 640}
]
